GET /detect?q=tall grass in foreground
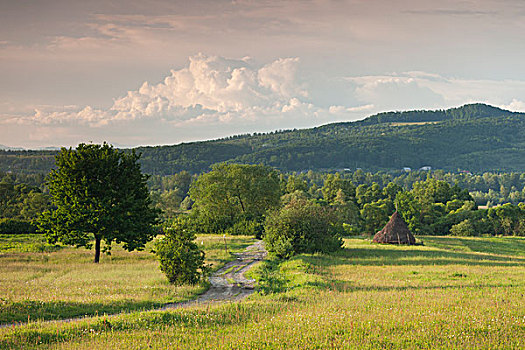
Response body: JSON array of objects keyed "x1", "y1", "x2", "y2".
[
  {"x1": 0, "y1": 234, "x2": 254, "y2": 324},
  {"x1": 1, "y1": 236, "x2": 524, "y2": 349}
]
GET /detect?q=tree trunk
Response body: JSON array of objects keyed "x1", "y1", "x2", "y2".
[
  {"x1": 94, "y1": 236, "x2": 101, "y2": 263},
  {"x1": 237, "y1": 194, "x2": 246, "y2": 213}
]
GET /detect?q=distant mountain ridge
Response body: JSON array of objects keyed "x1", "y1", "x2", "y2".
[
  {"x1": 357, "y1": 103, "x2": 517, "y2": 125},
  {"x1": 0, "y1": 145, "x2": 25, "y2": 151},
  {"x1": 2, "y1": 103, "x2": 525, "y2": 174}
]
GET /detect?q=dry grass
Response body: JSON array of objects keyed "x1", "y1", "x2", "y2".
[{"x1": 0, "y1": 234, "x2": 254, "y2": 324}]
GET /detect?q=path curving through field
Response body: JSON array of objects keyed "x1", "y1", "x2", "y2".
[
  {"x1": 163, "y1": 240, "x2": 267, "y2": 309},
  {"x1": 1, "y1": 240, "x2": 266, "y2": 329}
]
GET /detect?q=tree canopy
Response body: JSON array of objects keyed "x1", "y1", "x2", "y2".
[
  {"x1": 189, "y1": 163, "x2": 280, "y2": 233},
  {"x1": 38, "y1": 143, "x2": 159, "y2": 263}
]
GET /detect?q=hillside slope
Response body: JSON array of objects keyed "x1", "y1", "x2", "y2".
[{"x1": 2, "y1": 104, "x2": 525, "y2": 174}]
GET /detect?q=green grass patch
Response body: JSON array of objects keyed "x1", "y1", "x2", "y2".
[
  {"x1": 219, "y1": 266, "x2": 235, "y2": 276},
  {"x1": 1, "y1": 235, "x2": 524, "y2": 349},
  {"x1": 0, "y1": 234, "x2": 62, "y2": 253},
  {"x1": 423, "y1": 235, "x2": 525, "y2": 257}
]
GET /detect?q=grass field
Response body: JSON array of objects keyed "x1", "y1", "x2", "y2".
[
  {"x1": 0, "y1": 234, "x2": 254, "y2": 324},
  {"x1": 1, "y1": 235, "x2": 524, "y2": 349}
]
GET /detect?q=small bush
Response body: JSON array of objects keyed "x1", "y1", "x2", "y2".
[
  {"x1": 450, "y1": 219, "x2": 478, "y2": 237},
  {"x1": 264, "y1": 199, "x2": 343, "y2": 259},
  {"x1": 0, "y1": 218, "x2": 38, "y2": 234},
  {"x1": 253, "y1": 258, "x2": 287, "y2": 295},
  {"x1": 155, "y1": 217, "x2": 209, "y2": 285}
]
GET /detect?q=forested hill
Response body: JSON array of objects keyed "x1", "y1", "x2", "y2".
[
  {"x1": 357, "y1": 103, "x2": 517, "y2": 125},
  {"x1": 2, "y1": 103, "x2": 525, "y2": 175},
  {"x1": 135, "y1": 103, "x2": 525, "y2": 173}
]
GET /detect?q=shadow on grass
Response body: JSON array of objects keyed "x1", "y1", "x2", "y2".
[
  {"x1": 331, "y1": 248, "x2": 525, "y2": 267},
  {"x1": 0, "y1": 299, "x2": 166, "y2": 325},
  {"x1": 423, "y1": 236, "x2": 525, "y2": 257},
  {"x1": 302, "y1": 237, "x2": 525, "y2": 268},
  {"x1": 302, "y1": 279, "x2": 523, "y2": 293}
]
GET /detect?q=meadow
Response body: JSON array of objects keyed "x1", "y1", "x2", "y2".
[
  {"x1": 1, "y1": 235, "x2": 524, "y2": 349},
  {"x1": 0, "y1": 234, "x2": 254, "y2": 324}
]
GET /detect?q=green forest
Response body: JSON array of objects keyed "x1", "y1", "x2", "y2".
[
  {"x1": 2, "y1": 103, "x2": 525, "y2": 175},
  {"x1": 4, "y1": 166, "x2": 525, "y2": 238},
  {"x1": 4, "y1": 103, "x2": 525, "y2": 238}
]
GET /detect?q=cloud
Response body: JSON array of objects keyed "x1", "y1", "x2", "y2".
[
  {"x1": 4, "y1": 53, "x2": 525, "y2": 148},
  {"x1": 500, "y1": 98, "x2": 525, "y2": 112},
  {"x1": 1, "y1": 54, "x2": 369, "y2": 147},
  {"x1": 346, "y1": 72, "x2": 525, "y2": 113},
  {"x1": 106, "y1": 54, "x2": 313, "y2": 124},
  {"x1": 350, "y1": 76, "x2": 445, "y2": 110},
  {"x1": 404, "y1": 9, "x2": 496, "y2": 16}
]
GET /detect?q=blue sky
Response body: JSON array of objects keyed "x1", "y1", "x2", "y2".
[{"x1": 2, "y1": 0, "x2": 525, "y2": 148}]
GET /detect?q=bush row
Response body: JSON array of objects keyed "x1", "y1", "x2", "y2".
[{"x1": 0, "y1": 218, "x2": 38, "y2": 234}]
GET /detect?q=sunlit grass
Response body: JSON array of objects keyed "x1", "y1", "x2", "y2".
[
  {"x1": 1, "y1": 235, "x2": 524, "y2": 349},
  {"x1": 0, "y1": 234, "x2": 254, "y2": 324},
  {"x1": 0, "y1": 234, "x2": 61, "y2": 253}
]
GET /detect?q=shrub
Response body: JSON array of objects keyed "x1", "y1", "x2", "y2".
[
  {"x1": 450, "y1": 219, "x2": 478, "y2": 237},
  {"x1": 252, "y1": 258, "x2": 287, "y2": 294},
  {"x1": 155, "y1": 217, "x2": 209, "y2": 285},
  {"x1": 0, "y1": 218, "x2": 38, "y2": 234},
  {"x1": 342, "y1": 223, "x2": 360, "y2": 236},
  {"x1": 264, "y1": 199, "x2": 343, "y2": 259}
]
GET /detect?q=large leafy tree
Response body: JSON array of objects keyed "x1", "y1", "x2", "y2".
[
  {"x1": 360, "y1": 199, "x2": 391, "y2": 234},
  {"x1": 38, "y1": 143, "x2": 159, "y2": 263},
  {"x1": 189, "y1": 163, "x2": 281, "y2": 233},
  {"x1": 321, "y1": 173, "x2": 356, "y2": 204}
]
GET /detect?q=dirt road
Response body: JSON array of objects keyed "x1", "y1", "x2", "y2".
[
  {"x1": 1, "y1": 240, "x2": 266, "y2": 328},
  {"x1": 163, "y1": 240, "x2": 267, "y2": 309}
]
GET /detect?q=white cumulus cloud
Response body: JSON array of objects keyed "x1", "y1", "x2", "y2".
[
  {"x1": 26, "y1": 54, "x2": 335, "y2": 127},
  {"x1": 349, "y1": 76, "x2": 445, "y2": 110},
  {"x1": 6, "y1": 54, "x2": 525, "y2": 148},
  {"x1": 2, "y1": 54, "x2": 369, "y2": 147},
  {"x1": 347, "y1": 72, "x2": 525, "y2": 113}
]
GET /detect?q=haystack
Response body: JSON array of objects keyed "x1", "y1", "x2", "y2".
[{"x1": 373, "y1": 211, "x2": 416, "y2": 245}]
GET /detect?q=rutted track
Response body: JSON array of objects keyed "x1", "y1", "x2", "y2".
[{"x1": 163, "y1": 240, "x2": 267, "y2": 309}]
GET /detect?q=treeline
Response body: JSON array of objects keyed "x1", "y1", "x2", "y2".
[
  {"x1": 149, "y1": 169, "x2": 525, "y2": 213},
  {"x1": 359, "y1": 103, "x2": 517, "y2": 125},
  {"x1": 4, "y1": 166, "x2": 525, "y2": 237},
  {"x1": 0, "y1": 150, "x2": 56, "y2": 175},
  {"x1": 151, "y1": 167, "x2": 525, "y2": 239},
  {"x1": 0, "y1": 172, "x2": 49, "y2": 233},
  {"x1": 102, "y1": 104, "x2": 525, "y2": 173}
]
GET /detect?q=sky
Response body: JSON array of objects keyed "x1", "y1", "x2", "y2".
[{"x1": 2, "y1": 0, "x2": 525, "y2": 149}]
